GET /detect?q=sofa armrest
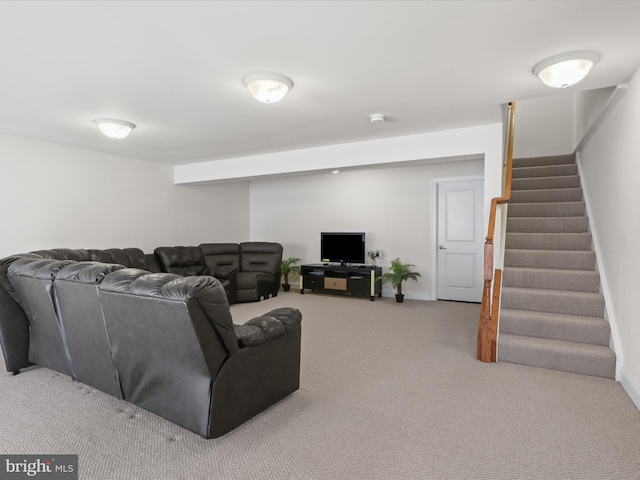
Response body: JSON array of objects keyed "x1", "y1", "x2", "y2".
[
  {"x1": 233, "y1": 307, "x2": 302, "y2": 347},
  {"x1": 263, "y1": 307, "x2": 302, "y2": 332},
  {"x1": 234, "y1": 316, "x2": 285, "y2": 347}
]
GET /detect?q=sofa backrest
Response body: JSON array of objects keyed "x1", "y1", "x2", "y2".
[
  {"x1": 239, "y1": 242, "x2": 283, "y2": 275},
  {"x1": 88, "y1": 248, "x2": 150, "y2": 270},
  {"x1": 7, "y1": 258, "x2": 76, "y2": 376},
  {"x1": 0, "y1": 253, "x2": 43, "y2": 373},
  {"x1": 97, "y1": 269, "x2": 238, "y2": 436},
  {"x1": 54, "y1": 261, "x2": 126, "y2": 398},
  {"x1": 32, "y1": 249, "x2": 91, "y2": 262},
  {"x1": 199, "y1": 243, "x2": 240, "y2": 279},
  {"x1": 154, "y1": 246, "x2": 209, "y2": 276}
]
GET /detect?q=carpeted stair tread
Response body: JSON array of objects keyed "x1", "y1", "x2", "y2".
[
  {"x1": 510, "y1": 188, "x2": 583, "y2": 204},
  {"x1": 501, "y1": 286, "x2": 604, "y2": 318},
  {"x1": 512, "y1": 163, "x2": 578, "y2": 179},
  {"x1": 512, "y1": 175, "x2": 580, "y2": 190},
  {"x1": 508, "y1": 201, "x2": 585, "y2": 217},
  {"x1": 498, "y1": 333, "x2": 615, "y2": 378},
  {"x1": 506, "y1": 216, "x2": 589, "y2": 233},
  {"x1": 512, "y1": 154, "x2": 575, "y2": 168},
  {"x1": 499, "y1": 154, "x2": 615, "y2": 379},
  {"x1": 499, "y1": 309, "x2": 610, "y2": 346},
  {"x1": 504, "y1": 249, "x2": 596, "y2": 270},
  {"x1": 502, "y1": 267, "x2": 600, "y2": 292},
  {"x1": 505, "y1": 232, "x2": 592, "y2": 251}
]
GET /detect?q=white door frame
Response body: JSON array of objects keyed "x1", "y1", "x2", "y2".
[{"x1": 430, "y1": 175, "x2": 484, "y2": 301}]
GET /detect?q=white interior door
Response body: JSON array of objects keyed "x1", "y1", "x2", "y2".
[{"x1": 437, "y1": 179, "x2": 484, "y2": 302}]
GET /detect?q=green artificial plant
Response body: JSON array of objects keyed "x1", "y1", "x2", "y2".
[
  {"x1": 281, "y1": 257, "x2": 301, "y2": 291},
  {"x1": 377, "y1": 257, "x2": 421, "y2": 302}
]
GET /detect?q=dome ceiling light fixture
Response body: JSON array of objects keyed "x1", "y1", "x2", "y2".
[
  {"x1": 533, "y1": 50, "x2": 600, "y2": 88},
  {"x1": 93, "y1": 118, "x2": 136, "y2": 139},
  {"x1": 242, "y1": 72, "x2": 293, "y2": 103},
  {"x1": 370, "y1": 113, "x2": 385, "y2": 123}
]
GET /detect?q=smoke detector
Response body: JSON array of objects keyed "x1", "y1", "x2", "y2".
[{"x1": 370, "y1": 113, "x2": 385, "y2": 123}]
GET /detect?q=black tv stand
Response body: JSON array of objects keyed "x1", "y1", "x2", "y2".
[{"x1": 300, "y1": 264, "x2": 382, "y2": 301}]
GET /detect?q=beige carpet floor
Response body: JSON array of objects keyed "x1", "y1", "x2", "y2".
[{"x1": 0, "y1": 292, "x2": 639, "y2": 479}]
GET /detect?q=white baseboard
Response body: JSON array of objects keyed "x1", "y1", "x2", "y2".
[{"x1": 620, "y1": 371, "x2": 640, "y2": 412}]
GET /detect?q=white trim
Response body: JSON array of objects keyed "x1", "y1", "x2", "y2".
[
  {"x1": 431, "y1": 174, "x2": 485, "y2": 302},
  {"x1": 576, "y1": 154, "x2": 623, "y2": 380},
  {"x1": 620, "y1": 371, "x2": 640, "y2": 411}
]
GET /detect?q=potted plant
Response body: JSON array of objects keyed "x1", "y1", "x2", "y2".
[
  {"x1": 377, "y1": 257, "x2": 421, "y2": 303},
  {"x1": 280, "y1": 257, "x2": 301, "y2": 292}
]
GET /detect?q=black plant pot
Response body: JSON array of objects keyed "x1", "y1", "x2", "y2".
[
  {"x1": 395, "y1": 294, "x2": 404, "y2": 303},
  {"x1": 282, "y1": 284, "x2": 291, "y2": 292}
]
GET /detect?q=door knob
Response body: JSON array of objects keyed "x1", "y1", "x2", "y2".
[{"x1": 439, "y1": 246, "x2": 447, "y2": 250}]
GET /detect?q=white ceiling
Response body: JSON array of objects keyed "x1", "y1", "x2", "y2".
[{"x1": 1, "y1": 1, "x2": 639, "y2": 166}]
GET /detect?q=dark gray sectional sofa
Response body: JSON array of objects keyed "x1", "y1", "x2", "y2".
[{"x1": 0, "y1": 242, "x2": 300, "y2": 439}]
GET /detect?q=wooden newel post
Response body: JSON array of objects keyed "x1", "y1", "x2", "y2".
[{"x1": 477, "y1": 241, "x2": 494, "y2": 362}]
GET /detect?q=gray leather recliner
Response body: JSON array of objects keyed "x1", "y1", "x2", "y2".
[{"x1": 97, "y1": 269, "x2": 302, "y2": 438}]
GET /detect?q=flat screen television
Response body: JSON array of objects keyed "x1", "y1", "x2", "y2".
[{"x1": 321, "y1": 232, "x2": 366, "y2": 265}]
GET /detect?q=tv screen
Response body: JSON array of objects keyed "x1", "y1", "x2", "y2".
[{"x1": 321, "y1": 232, "x2": 366, "y2": 265}]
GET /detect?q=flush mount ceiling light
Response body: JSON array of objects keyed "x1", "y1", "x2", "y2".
[
  {"x1": 370, "y1": 113, "x2": 385, "y2": 123},
  {"x1": 242, "y1": 72, "x2": 293, "y2": 103},
  {"x1": 533, "y1": 51, "x2": 600, "y2": 88},
  {"x1": 93, "y1": 118, "x2": 136, "y2": 139}
]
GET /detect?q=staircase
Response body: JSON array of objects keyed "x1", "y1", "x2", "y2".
[{"x1": 498, "y1": 154, "x2": 616, "y2": 379}]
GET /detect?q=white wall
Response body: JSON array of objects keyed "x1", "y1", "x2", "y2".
[
  {"x1": 177, "y1": 122, "x2": 505, "y2": 296},
  {"x1": 0, "y1": 134, "x2": 250, "y2": 257},
  {"x1": 513, "y1": 94, "x2": 575, "y2": 158},
  {"x1": 249, "y1": 159, "x2": 484, "y2": 300},
  {"x1": 574, "y1": 86, "x2": 616, "y2": 147},
  {"x1": 577, "y1": 67, "x2": 640, "y2": 408}
]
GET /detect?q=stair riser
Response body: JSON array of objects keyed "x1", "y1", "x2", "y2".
[
  {"x1": 512, "y1": 155, "x2": 575, "y2": 168},
  {"x1": 504, "y1": 250, "x2": 596, "y2": 270},
  {"x1": 508, "y1": 202, "x2": 585, "y2": 217},
  {"x1": 497, "y1": 341, "x2": 615, "y2": 379},
  {"x1": 506, "y1": 217, "x2": 589, "y2": 233},
  {"x1": 505, "y1": 233, "x2": 592, "y2": 251},
  {"x1": 511, "y1": 188, "x2": 583, "y2": 204},
  {"x1": 502, "y1": 268, "x2": 600, "y2": 293},
  {"x1": 500, "y1": 318, "x2": 610, "y2": 347},
  {"x1": 512, "y1": 164, "x2": 578, "y2": 179},
  {"x1": 512, "y1": 176, "x2": 580, "y2": 190},
  {"x1": 500, "y1": 312, "x2": 610, "y2": 346},
  {"x1": 501, "y1": 289, "x2": 605, "y2": 318}
]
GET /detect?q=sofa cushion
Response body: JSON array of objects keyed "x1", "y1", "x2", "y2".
[
  {"x1": 199, "y1": 243, "x2": 239, "y2": 279},
  {"x1": 239, "y1": 242, "x2": 282, "y2": 274},
  {"x1": 235, "y1": 271, "x2": 275, "y2": 290},
  {"x1": 154, "y1": 246, "x2": 210, "y2": 277}
]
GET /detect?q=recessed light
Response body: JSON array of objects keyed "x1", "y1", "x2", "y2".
[{"x1": 331, "y1": 170, "x2": 340, "y2": 174}]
